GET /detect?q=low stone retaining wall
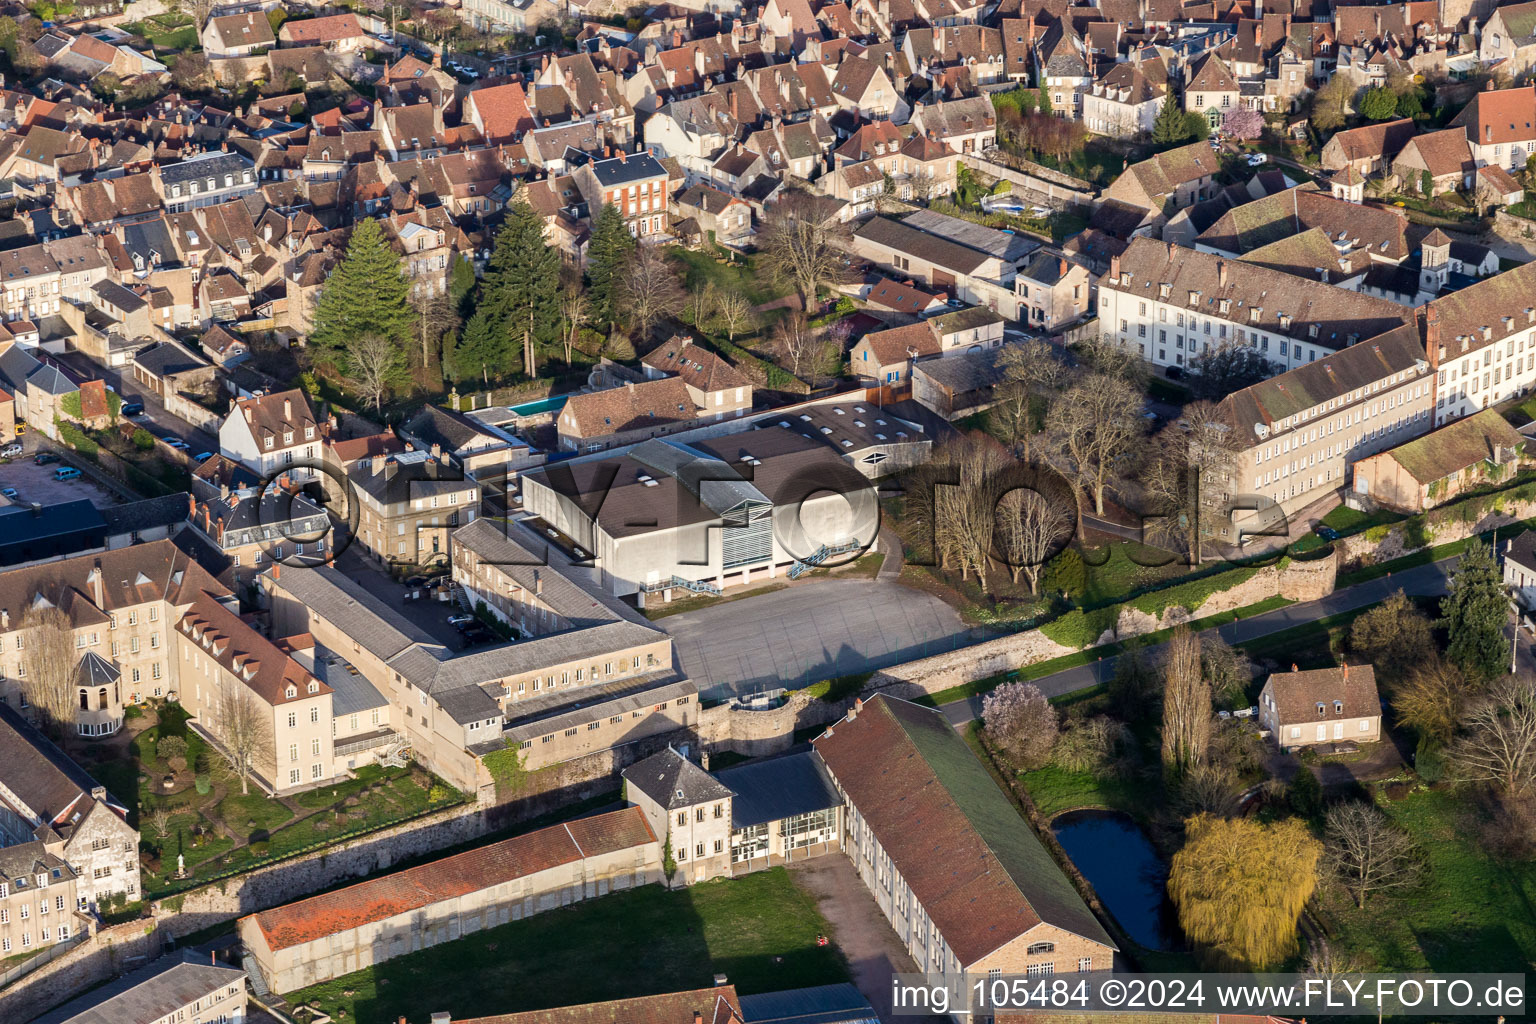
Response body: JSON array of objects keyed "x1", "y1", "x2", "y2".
[
  {"x1": 963, "y1": 152, "x2": 1096, "y2": 207},
  {"x1": 1338, "y1": 494, "x2": 1536, "y2": 568},
  {"x1": 0, "y1": 920, "x2": 162, "y2": 1023}
]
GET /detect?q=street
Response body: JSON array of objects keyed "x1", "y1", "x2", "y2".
[{"x1": 938, "y1": 553, "x2": 1465, "y2": 725}]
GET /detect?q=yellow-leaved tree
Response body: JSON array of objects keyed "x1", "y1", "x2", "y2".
[{"x1": 1168, "y1": 814, "x2": 1321, "y2": 969}]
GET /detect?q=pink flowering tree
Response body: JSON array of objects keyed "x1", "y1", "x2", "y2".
[
  {"x1": 981, "y1": 681, "x2": 1059, "y2": 768},
  {"x1": 1222, "y1": 106, "x2": 1265, "y2": 141}
]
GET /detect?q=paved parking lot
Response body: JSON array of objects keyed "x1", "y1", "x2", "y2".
[
  {"x1": 0, "y1": 447, "x2": 123, "y2": 510},
  {"x1": 659, "y1": 579, "x2": 976, "y2": 698}
]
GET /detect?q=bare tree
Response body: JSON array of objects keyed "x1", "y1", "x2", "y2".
[
  {"x1": 1323, "y1": 801, "x2": 1423, "y2": 907},
  {"x1": 146, "y1": 805, "x2": 175, "y2": 846},
  {"x1": 1394, "y1": 655, "x2": 1465, "y2": 748},
  {"x1": 214, "y1": 685, "x2": 273, "y2": 796},
  {"x1": 758, "y1": 192, "x2": 850, "y2": 309},
  {"x1": 772, "y1": 311, "x2": 818, "y2": 380},
  {"x1": 1451, "y1": 676, "x2": 1536, "y2": 794},
  {"x1": 410, "y1": 291, "x2": 458, "y2": 371},
  {"x1": 714, "y1": 288, "x2": 757, "y2": 341},
  {"x1": 20, "y1": 605, "x2": 77, "y2": 738},
  {"x1": 994, "y1": 487, "x2": 1070, "y2": 592},
  {"x1": 1162, "y1": 626, "x2": 1213, "y2": 773},
  {"x1": 620, "y1": 245, "x2": 684, "y2": 343},
  {"x1": 996, "y1": 338, "x2": 1069, "y2": 463},
  {"x1": 1057, "y1": 373, "x2": 1145, "y2": 518},
  {"x1": 559, "y1": 271, "x2": 587, "y2": 367},
  {"x1": 1188, "y1": 341, "x2": 1279, "y2": 401},
  {"x1": 345, "y1": 333, "x2": 403, "y2": 413},
  {"x1": 1144, "y1": 401, "x2": 1242, "y2": 563},
  {"x1": 686, "y1": 281, "x2": 718, "y2": 331}
]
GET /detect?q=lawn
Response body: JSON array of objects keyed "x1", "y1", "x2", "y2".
[
  {"x1": 1016, "y1": 762, "x2": 1159, "y2": 819},
  {"x1": 287, "y1": 868, "x2": 849, "y2": 1022},
  {"x1": 668, "y1": 248, "x2": 792, "y2": 307},
  {"x1": 126, "y1": 15, "x2": 199, "y2": 50},
  {"x1": 1319, "y1": 504, "x2": 1405, "y2": 536},
  {"x1": 1320, "y1": 789, "x2": 1536, "y2": 972}
]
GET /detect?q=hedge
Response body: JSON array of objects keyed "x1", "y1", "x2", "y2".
[{"x1": 1039, "y1": 564, "x2": 1262, "y2": 649}]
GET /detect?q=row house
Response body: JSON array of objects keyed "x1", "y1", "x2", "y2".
[
  {"x1": 831, "y1": 53, "x2": 903, "y2": 120},
  {"x1": 0, "y1": 245, "x2": 62, "y2": 322},
  {"x1": 1034, "y1": 20, "x2": 1093, "y2": 120},
  {"x1": 0, "y1": 841, "x2": 79, "y2": 957},
  {"x1": 1098, "y1": 237, "x2": 1413, "y2": 375},
  {"x1": 908, "y1": 96, "x2": 995, "y2": 154}
]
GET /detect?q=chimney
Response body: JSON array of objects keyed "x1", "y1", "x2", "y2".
[
  {"x1": 1059, "y1": 257, "x2": 1068, "y2": 277},
  {"x1": 695, "y1": 1014, "x2": 703, "y2": 1024},
  {"x1": 1291, "y1": 663, "x2": 1298, "y2": 672},
  {"x1": 1110, "y1": 253, "x2": 1121, "y2": 281},
  {"x1": 221, "y1": 481, "x2": 230, "y2": 500},
  {"x1": 618, "y1": 149, "x2": 627, "y2": 162},
  {"x1": 1, "y1": 610, "x2": 7, "y2": 629},
  {"x1": 431, "y1": 442, "x2": 442, "y2": 459},
  {"x1": 284, "y1": 397, "x2": 292, "y2": 420},
  {"x1": 91, "y1": 559, "x2": 103, "y2": 607},
  {"x1": 243, "y1": 403, "x2": 253, "y2": 422},
  {"x1": 1218, "y1": 260, "x2": 1228, "y2": 288},
  {"x1": 372, "y1": 453, "x2": 386, "y2": 475},
  {"x1": 273, "y1": 560, "x2": 280, "y2": 580},
  {"x1": 1342, "y1": 662, "x2": 1349, "y2": 680},
  {"x1": 31, "y1": 502, "x2": 42, "y2": 518},
  {"x1": 534, "y1": 570, "x2": 543, "y2": 595}
]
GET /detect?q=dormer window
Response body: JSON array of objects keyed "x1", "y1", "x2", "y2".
[
  {"x1": 1316, "y1": 702, "x2": 1326, "y2": 717},
  {"x1": 264, "y1": 437, "x2": 274, "y2": 449},
  {"x1": 1333, "y1": 700, "x2": 1343, "y2": 715},
  {"x1": 1159, "y1": 282, "x2": 1171, "y2": 298},
  {"x1": 308, "y1": 680, "x2": 319, "y2": 694},
  {"x1": 283, "y1": 431, "x2": 293, "y2": 444},
  {"x1": 305, "y1": 426, "x2": 315, "y2": 439},
  {"x1": 286, "y1": 684, "x2": 297, "y2": 698}
]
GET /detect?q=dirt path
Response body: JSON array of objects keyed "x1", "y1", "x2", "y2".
[{"x1": 791, "y1": 855, "x2": 939, "y2": 1024}]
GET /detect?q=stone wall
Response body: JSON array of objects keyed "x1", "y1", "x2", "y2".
[
  {"x1": 962, "y1": 152, "x2": 1096, "y2": 207},
  {"x1": 0, "y1": 920, "x2": 163, "y2": 1023},
  {"x1": 1338, "y1": 494, "x2": 1536, "y2": 567},
  {"x1": 697, "y1": 690, "x2": 847, "y2": 757}
]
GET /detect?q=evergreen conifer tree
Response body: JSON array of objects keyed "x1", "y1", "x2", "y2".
[
  {"x1": 586, "y1": 203, "x2": 637, "y2": 330},
  {"x1": 309, "y1": 218, "x2": 413, "y2": 357},
  {"x1": 1152, "y1": 90, "x2": 1191, "y2": 145},
  {"x1": 1442, "y1": 541, "x2": 1511, "y2": 686},
  {"x1": 481, "y1": 199, "x2": 560, "y2": 378}
]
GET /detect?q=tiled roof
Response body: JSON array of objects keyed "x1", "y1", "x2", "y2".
[
  {"x1": 1453, "y1": 85, "x2": 1536, "y2": 146},
  {"x1": 560, "y1": 378, "x2": 697, "y2": 438},
  {"x1": 866, "y1": 276, "x2": 939, "y2": 314},
  {"x1": 1263, "y1": 663, "x2": 1379, "y2": 724},
  {"x1": 229, "y1": 388, "x2": 319, "y2": 449},
  {"x1": 32, "y1": 953, "x2": 247, "y2": 1024},
  {"x1": 859, "y1": 320, "x2": 940, "y2": 365},
  {"x1": 814, "y1": 695, "x2": 1115, "y2": 965},
  {"x1": 642, "y1": 336, "x2": 751, "y2": 393},
  {"x1": 623, "y1": 747, "x2": 733, "y2": 809},
  {"x1": 279, "y1": 13, "x2": 365, "y2": 44},
  {"x1": 244, "y1": 807, "x2": 657, "y2": 951},
  {"x1": 179, "y1": 590, "x2": 330, "y2": 706},
  {"x1": 1379, "y1": 408, "x2": 1524, "y2": 484},
  {"x1": 1426, "y1": 252, "x2": 1536, "y2": 359}
]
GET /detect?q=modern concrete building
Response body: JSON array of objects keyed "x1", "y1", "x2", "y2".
[
  {"x1": 240, "y1": 807, "x2": 660, "y2": 993},
  {"x1": 814, "y1": 695, "x2": 1117, "y2": 999},
  {"x1": 521, "y1": 427, "x2": 880, "y2": 600}
]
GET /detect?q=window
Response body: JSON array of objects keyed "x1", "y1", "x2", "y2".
[
  {"x1": 1078, "y1": 958, "x2": 1093, "y2": 972},
  {"x1": 695, "y1": 844, "x2": 705, "y2": 858},
  {"x1": 1027, "y1": 942, "x2": 1056, "y2": 955},
  {"x1": 1026, "y1": 963, "x2": 1055, "y2": 976},
  {"x1": 289, "y1": 769, "x2": 300, "y2": 785},
  {"x1": 288, "y1": 712, "x2": 297, "y2": 728}
]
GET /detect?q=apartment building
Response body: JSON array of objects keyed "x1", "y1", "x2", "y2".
[
  {"x1": 1218, "y1": 322, "x2": 1434, "y2": 526},
  {"x1": 1, "y1": 244, "x2": 62, "y2": 322},
  {"x1": 1098, "y1": 237, "x2": 1412, "y2": 375},
  {"x1": 0, "y1": 541, "x2": 228, "y2": 734},
  {"x1": 350, "y1": 450, "x2": 479, "y2": 569},
  {"x1": 33, "y1": 950, "x2": 248, "y2": 1024},
  {"x1": 0, "y1": 840, "x2": 79, "y2": 956},
  {"x1": 1424, "y1": 259, "x2": 1536, "y2": 425},
  {"x1": 218, "y1": 389, "x2": 324, "y2": 482},
  {"x1": 176, "y1": 590, "x2": 338, "y2": 795},
  {"x1": 190, "y1": 488, "x2": 331, "y2": 590},
  {"x1": 575, "y1": 153, "x2": 671, "y2": 240},
  {"x1": 0, "y1": 704, "x2": 140, "y2": 912},
  {"x1": 814, "y1": 695, "x2": 1116, "y2": 1003},
  {"x1": 623, "y1": 747, "x2": 734, "y2": 885}
]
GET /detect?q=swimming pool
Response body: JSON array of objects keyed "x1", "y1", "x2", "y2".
[{"x1": 508, "y1": 395, "x2": 569, "y2": 417}]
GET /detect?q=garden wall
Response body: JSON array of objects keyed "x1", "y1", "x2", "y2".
[
  {"x1": 853, "y1": 555, "x2": 1336, "y2": 700},
  {"x1": 962, "y1": 152, "x2": 1096, "y2": 207},
  {"x1": 1338, "y1": 486, "x2": 1536, "y2": 567},
  {"x1": 697, "y1": 690, "x2": 850, "y2": 757}
]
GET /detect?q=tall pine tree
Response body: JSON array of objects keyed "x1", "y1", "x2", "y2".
[
  {"x1": 1152, "y1": 90, "x2": 1191, "y2": 146},
  {"x1": 457, "y1": 308, "x2": 517, "y2": 383},
  {"x1": 309, "y1": 218, "x2": 413, "y2": 358},
  {"x1": 1441, "y1": 540, "x2": 1510, "y2": 686},
  {"x1": 447, "y1": 253, "x2": 478, "y2": 318},
  {"x1": 481, "y1": 198, "x2": 560, "y2": 379},
  {"x1": 586, "y1": 203, "x2": 637, "y2": 331}
]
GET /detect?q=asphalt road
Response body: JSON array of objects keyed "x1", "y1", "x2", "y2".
[{"x1": 938, "y1": 553, "x2": 1464, "y2": 726}]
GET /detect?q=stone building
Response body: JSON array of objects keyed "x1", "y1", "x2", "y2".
[
  {"x1": 813, "y1": 695, "x2": 1116, "y2": 1004},
  {"x1": 240, "y1": 807, "x2": 660, "y2": 993},
  {"x1": 349, "y1": 449, "x2": 480, "y2": 569},
  {"x1": 0, "y1": 839, "x2": 79, "y2": 956},
  {"x1": 33, "y1": 950, "x2": 248, "y2": 1024},
  {"x1": 0, "y1": 705, "x2": 139, "y2": 913},
  {"x1": 1259, "y1": 664, "x2": 1382, "y2": 751},
  {"x1": 623, "y1": 747, "x2": 734, "y2": 885},
  {"x1": 1351, "y1": 408, "x2": 1525, "y2": 512}
]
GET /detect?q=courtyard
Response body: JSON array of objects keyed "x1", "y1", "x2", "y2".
[
  {"x1": 84, "y1": 703, "x2": 462, "y2": 901},
  {"x1": 285, "y1": 867, "x2": 850, "y2": 1022}
]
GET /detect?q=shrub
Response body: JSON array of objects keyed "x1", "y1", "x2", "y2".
[
  {"x1": 124, "y1": 704, "x2": 145, "y2": 720},
  {"x1": 168, "y1": 756, "x2": 188, "y2": 773},
  {"x1": 1289, "y1": 766, "x2": 1324, "y2": 820},
  {"x1": 132, "y1": 428, "x2": 155, "y2": 450},
  {"x1": 1043, "y1": 547, "x2": 1086, "y2": 597},
  {"x1": 194, "y1": 774, "x2": 211, "y2": 795},
  {"x1": 156, "y1": 736, "x2": 189, "y2": 763}
]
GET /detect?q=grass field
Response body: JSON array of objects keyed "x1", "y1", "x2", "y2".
[
  {"x1": 668, "y1": 248, "x2": 792, "y2": 307},
  {"x1": 1321, "y1": 789, "x2": 1536, "y2": 972},
  {"x1": 1016, "y1": 763, "x2": 1160, "y2": 818},
  {"x1": 287, "y1": 868, "x2": 849, "y2": 1022}
]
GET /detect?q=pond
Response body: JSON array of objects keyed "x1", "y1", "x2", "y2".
[{"x1": 1052, "y1": 809, "x2": 1181, "y2": 951}]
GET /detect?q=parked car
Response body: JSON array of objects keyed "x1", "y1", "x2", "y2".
[
  {"x1": 1245, "y1": 153, "x2": 1268, "y2": 166},
  {"x1": 54, "y1": 467, "x2": 81, "y2": 481},
  {"x1": 1, "y1": 488, "x2": 16, "y2": 500},
  {"x1": 403, "y1": 574, "x2": 429, "y2": 588},
  {"x1": 162, "y1": 436, "x2": 190, "y2": 450},
  {"x1": 33, "y1": 453, "x2": 59, "y2": 465},
  {"x1": 194, "y1": 451, "x2": 213, "y2": 462},
  {"x1": 121, "y1": 401, "x2": 145, "y2": 417},
  {"x1": 1313, "y1": 524, "x2": 1341, "y2": 541},
  {"x1": 0, "y1": 443, "x2": 22, "y2": 458},
  {"x1": 1165, "y1": 366, "x2": 1185, "y2": 380},
  {"x1": 447, "y1": 613, "x2": 476, "y2": 628}
]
